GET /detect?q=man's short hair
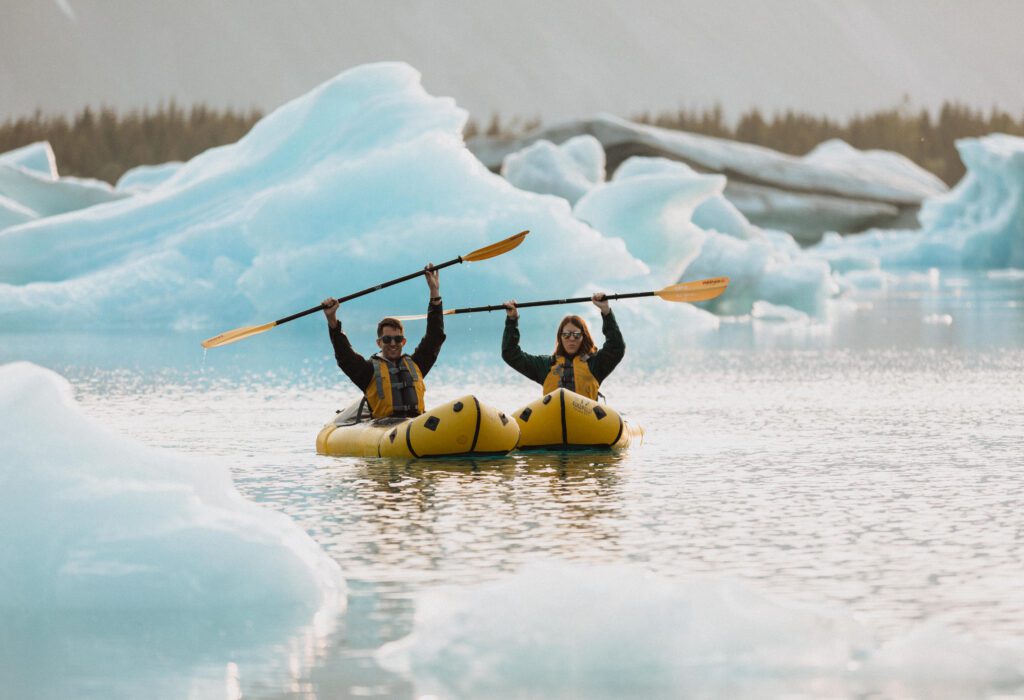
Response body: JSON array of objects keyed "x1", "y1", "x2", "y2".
[{"x1": 377, "y1": 317, "x2": 405, "y2": 337}]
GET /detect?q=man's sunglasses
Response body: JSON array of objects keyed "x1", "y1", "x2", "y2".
[
  {"x1": 560, "y1": 331, "x2": 583, "y2": 340},
  {"x1": 379, "y1": 335, "x2": 405, "y2": 344}
]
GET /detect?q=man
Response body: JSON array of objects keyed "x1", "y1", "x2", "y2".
[{"x1": 323, "y1": 264, "x2": 444, "y2": 419}]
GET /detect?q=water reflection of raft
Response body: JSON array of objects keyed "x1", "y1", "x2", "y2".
[
  {"x1": 513, "y1": 388, "x2": 644, "y2": 451},
  {"x1": 316, "y1": 395, "x2": 520, "y2": 458}
]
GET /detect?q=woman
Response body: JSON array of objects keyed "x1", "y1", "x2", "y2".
[{"x1": 501, "y1": 293, "x2": 624, "y2": 400}]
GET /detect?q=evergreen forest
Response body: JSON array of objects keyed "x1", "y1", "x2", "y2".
[{"x1": 3, "y1": 101, "x2": 1022, "y2": 187}]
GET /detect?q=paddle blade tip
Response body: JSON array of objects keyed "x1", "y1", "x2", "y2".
[
  {"x1": 462, "y1": 229, "x2": 530, "y2": 262},
  {"x1": 200, "y1": 322, "x2": 276, "y2": 349},
  {"x1": 657, "y1": 277, "x2": 731, "y2": 303}
]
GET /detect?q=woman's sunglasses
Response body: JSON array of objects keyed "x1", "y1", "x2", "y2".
[
  {"x1": 560, "y1": 331, "x2": 583, "y2": 340},
  {"x1": 379, "y1": 335, "x2": 405, "y2": 344}
]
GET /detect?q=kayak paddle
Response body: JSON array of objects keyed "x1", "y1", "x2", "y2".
[
  {"x1": 201, "y1": 230, "x2": 529, "y2": 348},
  {"x1": 390, "y1": 277, "x2": 730, "y2": 321}
]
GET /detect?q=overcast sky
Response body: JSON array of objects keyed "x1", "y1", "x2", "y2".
[{"x1": 2, "y1": 0, "x2": 1022, "y2": 125}]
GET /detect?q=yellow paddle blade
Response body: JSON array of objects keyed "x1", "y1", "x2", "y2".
[
  {"x1": 461, "y1": 230, "x2": 529, "y2": 262},
  {"x1": 391, "y1": 309, "x2": 457, "y2": 323},
  {"x1": 655, "y1": 277, "x2": 730, "y2": 302},
  {"x1": 201, "y1": 321, "x2": 277, "y2": 349}
]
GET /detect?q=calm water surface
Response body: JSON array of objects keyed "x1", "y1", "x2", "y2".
[{"x1": 3, "y1": 271, "x2": 1023, "y2": 698}]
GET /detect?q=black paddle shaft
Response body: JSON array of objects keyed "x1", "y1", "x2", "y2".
[
  {"x1": 451, "y1": 291, "x2": 654, "y2": 316},
  {"x1": 272, "y1": 256, "x2": 461, "y2": 325}
]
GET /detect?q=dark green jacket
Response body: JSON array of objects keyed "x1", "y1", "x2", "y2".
[{"x1": 501, "y1": 311, "x2": 625, "y2": 387}]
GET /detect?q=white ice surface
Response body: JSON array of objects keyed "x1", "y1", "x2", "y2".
[
  {"x1": 0, "y1": 141, "x2": 58, "y2": 179},
  {"x1": 472, "y1": 114, "x2": 947, "y2": 205},
  {"x1": 0, "y1": 163, "x2": 129, "y2": 220},
  {"x1": 613, "y1": 156, "x2": 756, "y2": 239},
  {"x1": 804, "y1": 139, "x2": 948, "y2": 197},
  {"x1": 116, "y1": 161, "x2": 185, "y2": 193},
  {"x1": 0, "y1": 65, "x2": 1016, "y2": 335},
  {"x1": 0, "y1": 63, "x2": 646, "y2": 331},
  {"x1": 377, "y1": 561, "x2": 1024, "y2": 699},
  {"x1": 811, "y1": 134, "x2": 1024, "y2": 270},
  {"x1": 0, "y1": 361, "x2": 345, "y2": 612},
  {"x1": 501, "y1": 134, "x2": 605, "y2": 205},
  {"x1": 0, "y1": 193, "x2": 37, "y2": 229},
  {"x1": 574, "y1": 159, "x2": 838, "y2": 316}
]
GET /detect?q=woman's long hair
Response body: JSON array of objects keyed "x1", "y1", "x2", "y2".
[{"x1": 553, "y1": 314, "x2": 597, "y2": 357}]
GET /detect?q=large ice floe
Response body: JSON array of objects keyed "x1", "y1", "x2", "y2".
[
  {"x1": 471, "y1": 115, "x2": 948, "y2": 241},
  {"x1": 810, "y1": 133, "x2": 1024, "y2": 271},
  {"x1": 0, "y1": 63, "x2": 646, "y2": 333},
  {"x1": 0, "y1": 361, "x2": 344, "y2": 609},
  {"x1": 0, "y1": 360, "x2": 345, "y2": 696},
  {"x1": 378, "y1": 561, "x2": 1024, "y2": 699}
]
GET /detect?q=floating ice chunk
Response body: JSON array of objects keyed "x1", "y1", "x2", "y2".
[
  {"x1": 501, "y1": 135, "x2": 604, "y2": 205},
  {"x1": 863, "y1": 620, "x2": 1024, "y2": 687},
  {"x1": 893, "y1": 269, "x2": 941, "y2": 290},
  {"x1": 751, "y1": 300, "x2": 810, "y2": 322},
  {"x1": 0, "y1": 141, "x2": 58, "y2": 179},
  {"x1": 724, "y1": 180, "x2": 906, "y2": 243},
  {"x1": 0, "y1": 163, "x2": 129, "y2": 218},
  {"x1": 472, "y1": 114, "x2": 945, "y2": 204},
  {"x1": 686, "y1": 234, "x2": 837, "y2": 316},
  {"x1": 471, "y1": 115, "x2": 945, "y2": 238},
  {"x1": 574, "y1": 168, "x2": 722, "y2": 280},
  {"x1": 0, "y1": 63, "x2": 646, "y2": 331},
  {"x1": 807, "y1": 232, "x2": 883, "y2": 274},
  {"x1": 839, "y1": 268, "x2": 898, "y2": 290},
  {"x1": 116, "y1": 161, "x2": 184, "y2": 193},
  {"x1": 380, "y1": 562, "x2": 1023, "y2": 698},
  {"x1": 803, "y1": 139, "x2": 948, "y2": 199},
  {"x1": 923, "y1": 313, "x2": 953, "y2": 325},
  {"x1": 576, "y1": 162, "x2": 837, "y2": 316},
  {"x1": 823, "y1": 134, "x2": 1024, "y2": 269},
  {"x1": 0, "y1": 361, "x2": 345, "y2": 612},
  {"x1": 614, "y1": 156, "x2": 757, "y2": 240},
  {"x1": 377, "y1": 561, "x2": 866, "y2": 697}
]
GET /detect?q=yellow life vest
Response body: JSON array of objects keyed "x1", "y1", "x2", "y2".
[
  {"x1": 542, "y1": 354, "x2": 599, "y2": 400},
  {"x1": 365, "y1": 355, "x2": 425, "y2": 419}
]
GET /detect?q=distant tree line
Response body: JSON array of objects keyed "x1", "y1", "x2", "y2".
[
  {"x1": 3, "y1": 100, "x2": 1022, "y2": 186},
  {"x1": 0, "y1": 104, "x2": 261, "y2": 184}
]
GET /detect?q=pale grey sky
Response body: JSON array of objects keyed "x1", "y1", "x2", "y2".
[{"x1": 2, "y1": 0, "x2": 1022, "y2": 124}]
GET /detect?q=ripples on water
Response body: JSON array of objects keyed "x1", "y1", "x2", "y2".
[{"x1": 4, "y1": 272, "x2": 1023, "y2": 697}]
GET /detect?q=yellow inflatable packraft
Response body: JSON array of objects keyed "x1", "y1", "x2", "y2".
[
  {"x1": 316, "y1": 395, "x2": 519, "y2": 458},
  {"x1": 513, "y1": 388, "x2": 643, "y2": 451}
]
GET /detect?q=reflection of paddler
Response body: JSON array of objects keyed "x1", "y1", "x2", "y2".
[
  {"x1": 500, "y1": 292, "x2": 624, "y2": 399},
  {"x1": 323, "y1": 264, "x2": 444, "y2": 418}
]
